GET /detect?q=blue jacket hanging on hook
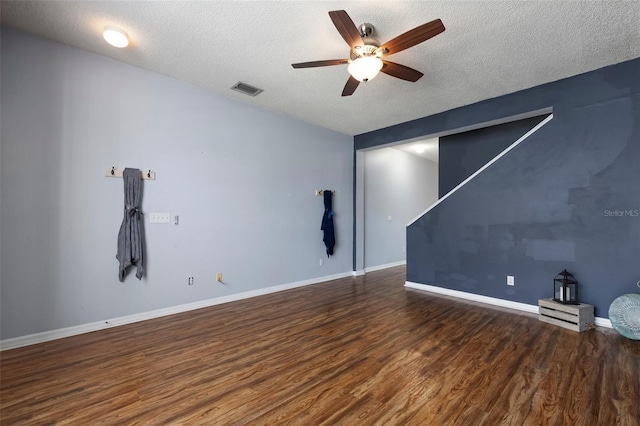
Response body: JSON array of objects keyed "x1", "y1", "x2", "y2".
[{"x1": 321, "y1": 190, "x2": 335, "y2": 257}]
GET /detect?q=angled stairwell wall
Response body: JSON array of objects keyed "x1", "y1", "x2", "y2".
[
  {"x1": 438, "y1": 116, "x2": 548, "y2": 198},
  {"x1": 355, "y1": 58, "x2": 640, "y2": 318}
]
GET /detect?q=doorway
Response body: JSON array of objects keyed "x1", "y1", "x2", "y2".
[{"x1": 355, "y1": 138, "x2": 439, "y2": 273}]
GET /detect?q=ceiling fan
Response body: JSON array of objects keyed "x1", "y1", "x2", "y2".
[{"x1": 291, "y1": 10, "x2": 445, "y2": 96}]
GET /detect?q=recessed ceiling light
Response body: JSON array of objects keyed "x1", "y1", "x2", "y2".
[
  {"x1": 103, "y1": 26, "x2": 129, "y2": 48},
  {"x1": 414, "y1": 145, "x2": 427, "y2": 154}
]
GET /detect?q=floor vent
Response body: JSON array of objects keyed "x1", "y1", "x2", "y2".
[{"x1": 231, "y1": 82, "x2": 263, "y2": 97}]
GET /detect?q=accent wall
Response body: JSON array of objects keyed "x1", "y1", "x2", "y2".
[
  {"x1": 439, "y1": 116, "x2": 546, "y2": 197},
  {"x1": 355, "y1": 57, "x2": 640, "y2": 318}
]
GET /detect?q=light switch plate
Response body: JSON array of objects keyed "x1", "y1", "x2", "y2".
[{"x1": 150, "y1": 213, "x2": 171, "y2": 224}]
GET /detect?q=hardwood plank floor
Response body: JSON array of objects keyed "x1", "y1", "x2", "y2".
[{"x1": 1, "y1": 266, "x2": 639, "y2": 425}]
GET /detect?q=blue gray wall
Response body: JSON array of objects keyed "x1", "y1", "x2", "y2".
[
  {"x1": 439, "y1": 116, "x2": 546, "y2": 197},
  {"x1": 1, "y1": 28, "x2": 353, "y2": 340},
  {"x1": 356, "y1": 58, "x2": 640, "y2": 318}
]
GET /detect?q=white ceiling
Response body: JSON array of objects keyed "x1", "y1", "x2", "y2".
[{"x1": 2, "y1": 1, "x2": 639, "y2": 136}]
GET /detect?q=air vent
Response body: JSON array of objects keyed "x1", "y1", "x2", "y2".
[{"x1": 231, "y1": 82, "x2": 263, "y2": 97}]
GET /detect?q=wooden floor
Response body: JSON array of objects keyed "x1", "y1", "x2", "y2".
[{"x1": 2, "y1": 267, "x2": 639, "y2": 425}]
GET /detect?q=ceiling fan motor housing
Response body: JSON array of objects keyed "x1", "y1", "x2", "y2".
[
  {"x1": 351, "y1": 39, "x2": 380, "y2": 59},
  {"x1": 351, "y1": 23, "x2": 381, "y2": 60},
  {"x1": 351, "y1": 45, "x2": 377, "y2": 59}
]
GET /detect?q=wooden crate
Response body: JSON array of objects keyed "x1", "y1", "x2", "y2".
[{"x1": 538, "y1": 298, "x2": 594, "y2": 332}]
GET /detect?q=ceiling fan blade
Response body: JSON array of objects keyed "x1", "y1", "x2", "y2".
[
  {"x1": 329, "y1": 10, "x2": 364, "y2": 49},
  {"x1": 378, "y1": 19, "x2": 445, "y2": 56},
  {"x1": 342, "y1": 76, "x2": 360, "y2": 96},
  {"x1": 380, "y1": 60, "x2": 424, "y2": 82},
  {"x1": 292, "y1": 59, "x2": 349, "y2": 69}
]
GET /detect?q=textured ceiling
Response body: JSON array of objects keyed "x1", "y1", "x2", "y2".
[{"x1": 2, "y1": 1, "x2": 640, "y2": 136}]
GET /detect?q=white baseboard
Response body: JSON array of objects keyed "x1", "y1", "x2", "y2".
[
  {"x1": 364, "y1": 260, "x2": 406, "y2": 273},
  {"x1": 405, "y1": 281, "x2": 612, "y2": 329},
  {"x1": 594, "y1": 317, "x2": 613, "y2": 328},
  {"x1": 0, "y1": 271, "x2": 354, "y2": 351},
  {"x1": 352, "y1": 270, "x2": 365, "y2": 276}
]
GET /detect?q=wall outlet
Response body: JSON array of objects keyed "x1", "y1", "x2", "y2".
[
  {"x1": 188, "y1": 276, "x2": 194, "y2": 285},
  {"x1": 507, "y1": 275, "x2": 515, "y2": 286},
  {"x1": 216, "y1": 272, "x2": 222, "y2": 282}
]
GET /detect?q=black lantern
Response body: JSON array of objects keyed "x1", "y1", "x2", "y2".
[{"x1": 553, "y1": 269, "x2": 579, "y2": 305}]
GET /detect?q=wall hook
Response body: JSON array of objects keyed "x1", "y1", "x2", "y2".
[{"x1": 105, "y1": 167, "x2": 156, "y2": 180}]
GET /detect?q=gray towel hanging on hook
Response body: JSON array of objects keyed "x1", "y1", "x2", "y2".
[{"x1": 116, "y1": 168, "x2": 145, "y2": 281}]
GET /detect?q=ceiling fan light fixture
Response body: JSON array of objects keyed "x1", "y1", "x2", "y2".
[
  {"x1": 292, "y1": 10, "x2": 445, "y2": 95},
  {"x1": 348, "y1": 56, "x2": 383, "y2": 82},
  {"x1": 103, "y1": 26, "x2": 129, "y2": 48}
]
